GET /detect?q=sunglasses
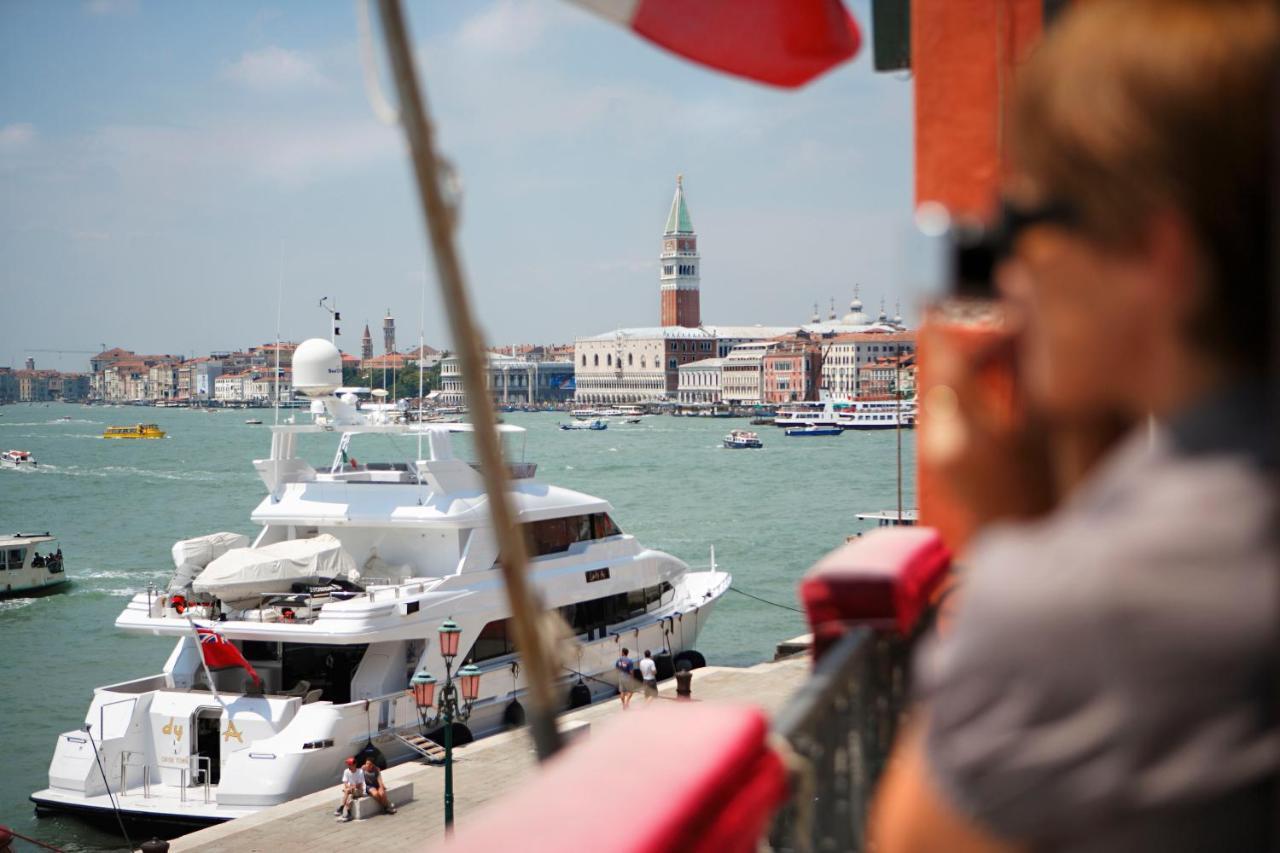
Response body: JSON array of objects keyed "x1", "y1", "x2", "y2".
[
  {"x1": 992, "y1": 196, "x2": 1080, "y2": 258},
  {"x1": 950, "y1": 196, "x2": 1080, "y2": 297}
]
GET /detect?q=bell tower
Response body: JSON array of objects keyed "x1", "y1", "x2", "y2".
[{"x1": 660, "y1": 174, "x2": 701, "y2": 328}]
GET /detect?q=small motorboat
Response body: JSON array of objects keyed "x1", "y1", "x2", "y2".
[
  {"x1": 723, "y1": 430, "x2": 763, "y2": 449},
  {"x1": 784, "y1": 426, "x2": 843, "y2": 437},
  {"x1": 623, "y1": 417, "x2": 642, "y2": 424},
  {"x1": 560, "y1": 419, "x2": 608, "y2": 431},
  {"x1": 1, "y1": 449, "x2": 37, "y2": 468},
  {"x1": 245, "y1": 418, "x2": 264, "y2": 425}
]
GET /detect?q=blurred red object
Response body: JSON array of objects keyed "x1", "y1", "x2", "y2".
[
  {"x1": 801, "y1": 527, "x2": 952, "y2": 659},
  {"x1": 571, "y1": 0, "x2": 861, "y2": 88},
  {"x1": 444, "y1": 704, "x2": 787, "y2": 852}
]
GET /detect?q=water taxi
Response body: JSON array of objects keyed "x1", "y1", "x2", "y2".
[
  {"x1": 560, "y1": 418, "x2": 607, "y2": 431},
  {"x1": 33, "y1": 338, "x2": 728, "y2": 828},
  {"x1": 723, "y1": 430, "x2": 763, "y2": 449},
  {"x1": 1, "y1": 449, "x2": 37, "y2": 468},
  {"x1": 1, "y1": 533, "x2": 69, "y2": 598},
  {"x1": 103, "y1": 424, "x2": 166, "y2": 439}
]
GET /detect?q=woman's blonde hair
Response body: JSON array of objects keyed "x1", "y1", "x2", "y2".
[{"x1": 1012, "y1": 0, "x2": 1278, "y2": 368}]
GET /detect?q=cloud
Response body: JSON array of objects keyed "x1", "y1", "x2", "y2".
[
  {"x1": 222, "y1": 46, "x2": 329, "y2": 94},
  {"x1": 88, "y1": 116, "x2": 399, "y2": 190},
  {"x1": 456, "y1": 0, "x2": 556, "y2": 55},
  {"x1": 84, "y1": 0, "x2": 138, "y2": 15},
  {"x1": 0, "y1": 123, "x2": 36, "y2": 150}
]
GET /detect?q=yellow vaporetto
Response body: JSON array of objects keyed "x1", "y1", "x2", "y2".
[{"x1": 102, "y1": 424, "x2": 166, "y2": 439}]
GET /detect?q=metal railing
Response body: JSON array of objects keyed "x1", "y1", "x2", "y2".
[{"x1": 767, "y1": 628, "x2": 912, "y2": 852}]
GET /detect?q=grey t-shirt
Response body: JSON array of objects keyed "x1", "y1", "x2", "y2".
[{"x1": 915, "y1": 391, "x2": 1278, "y2": 851}]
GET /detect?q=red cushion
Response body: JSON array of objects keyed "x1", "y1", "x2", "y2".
[
  {"x1": 800, "y1": 527, "x2": 951, "y2": 657},
  {"x1": 445, "y1": 704, "x2": 788, "y2": 852}
]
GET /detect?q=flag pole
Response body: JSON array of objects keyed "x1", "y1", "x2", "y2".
[
  {"x1": 375, "y1": 0, "x2": 563, "y2": 761},
  {"x1": 184, "y1": 614, "x2": 228, "y2": 709}
]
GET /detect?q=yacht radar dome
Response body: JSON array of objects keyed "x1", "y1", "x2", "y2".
[{"x1": 293, "y1": 338, "x2": 344, "y2": 397}]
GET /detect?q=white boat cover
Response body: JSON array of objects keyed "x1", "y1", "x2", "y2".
[
  {"x1": 168, "y1": 531, "x2": 251, "y2": 594},
  {"x1": 193, "y1": 534, "x2": 359, "y2": 603}
]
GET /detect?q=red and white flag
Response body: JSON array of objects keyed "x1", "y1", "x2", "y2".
[
  {"x1": 569, "y1": 0, "x2": 861, "y2": 88},
  {"x1": 196, "y1": 625, "x2": 261, "y2": 685}
]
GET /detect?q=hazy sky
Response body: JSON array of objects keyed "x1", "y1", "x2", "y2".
[{"x1": 0, "y1": 0, "x2": 918, "y2": 372}]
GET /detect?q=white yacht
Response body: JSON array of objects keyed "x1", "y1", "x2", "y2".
[
  {"x1": 32, "y1": 339, "x2": 729, "y2": 830},
  {"x1": 1, "y1": 533, "x2": 68, "y2": 597}
]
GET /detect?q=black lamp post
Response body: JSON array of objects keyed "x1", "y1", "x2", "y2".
[{"x1": 410, "y1": 619, "x2": 481, "y2": 831}]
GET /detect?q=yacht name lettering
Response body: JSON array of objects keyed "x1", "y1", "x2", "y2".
[
  {"x1": 162, "y1": 718, "x2": 184, "y2": 742},
  {"x1": 585, "y1": 568, "x2": 610, "y2": 583},
  {"x1": 224, "y1": 720, "x2": 243, "y2": 743}
]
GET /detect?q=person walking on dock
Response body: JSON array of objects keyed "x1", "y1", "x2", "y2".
[
  {"x1": 614, "y1": 647, "x2": 636, "y2": 710},
  {"x1": 639, "y1": 650, "x2": 658, "y2": 703},
  {"x1": 334, "y1": 757, "x2": 365, "y2": 822}
]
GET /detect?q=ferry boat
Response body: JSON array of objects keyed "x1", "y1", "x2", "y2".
[
  {"x1": 32, "y1": 339, "x2": 728, "y2": 829},
  {"x1": 1, "y1": 449, "x2": 37, "y2": 468},
  {"x1": 773, "y1": 400, "x2": 843, "y2": 429},
  {"x1": 723, "y1": 430, "x2": 763, "y2": 449},
  {"x1": 785, "y1": 425, "x2": 844, "y2": 437},
  {"x1": 836, "y1": 399, "x2": 916, "y2": 430},
  {"x1": 1, "y1": 533, "x2": 68, "y2": 598},
  {"x1": 103, "y1": 424, "x2": 166, "y2": 440}
]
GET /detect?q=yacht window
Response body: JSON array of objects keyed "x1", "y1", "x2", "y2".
[
  {"x1": 7, "y1": 548, "x2": 24, "y2": 568},
  {"x1": 525, "y1": 513, "x2": 622, "y2": 558},
  {"x1": 562, "y1": 581, "x2": 674, "y2": 637},
  {"x1": 470, "y1": 619, "x2": 517, "y2": 662},
  {"x1": 275, "y1": 643, "x2": 368, "y2": 704}
]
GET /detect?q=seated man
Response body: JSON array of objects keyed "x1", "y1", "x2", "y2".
[
  {"x1": 872, "y1": 1, "x2": 1278, "y2": 850},
  {"x1": 361, "y1": 757, "x2": 396, "y2": 816},
  {"x1": 334, "y1": 757, "x2": 364, "y2": 822}
]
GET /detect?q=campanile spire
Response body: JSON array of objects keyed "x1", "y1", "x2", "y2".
[{"x1": 660, "y1": 174, "x2": 701, "y2": 327}]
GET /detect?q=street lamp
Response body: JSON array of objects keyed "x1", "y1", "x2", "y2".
[{"x1": 409, "y1": 619, "x2": 481, "y2": 831}]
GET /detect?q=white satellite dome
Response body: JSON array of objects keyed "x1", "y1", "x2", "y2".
[{"x1": 292, "y1": 338, "x2": 343, "y2": 397}]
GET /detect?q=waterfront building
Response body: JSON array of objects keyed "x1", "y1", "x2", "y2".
[
  {"x1": 0, "y1": 367, "x2": 14, "y2": 404},
  {"x1": 858, "y1": 353, "x2": 916, "y2": 399},
  {"x1": 214, "y1": 371, "x2": 251, "y2": 403},
  {"x1": 403, "y1": 344, "x2": 442, "y2": 369},
  {"x1": 439, "y1": 351, "x2": 575, "y2": 405},
  {"x1": 762, "y1": 341, "x2": 824, "y2": 404},
  {"x1": 575, "y1": 327, "x2": 716, "y2": 404},
  {"x1": 176, "y1": 357, "x2": 223, "y2": 402},
  {"x1": 721, "y1": 341, "x2": 782, "y2": 405},
  {"x1": 703, "y1": 325, "x2": 800, "y2": 358},
  {"x1": 821, "y1": 331, "x2": 917, "y2": 399},
  {"x1": 677, "y1": 357, "x2": 725, "y2": 405},
  {"x1": 660, "y1": 175, "x2": 700, "y2": 328},
  {"x1": 15, "y1": 370, "x2": 56, "y2": 402}
]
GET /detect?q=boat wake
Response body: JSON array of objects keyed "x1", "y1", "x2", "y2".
[{"x1": 0, "y1": 598, "x2": 35, "y2": 613}]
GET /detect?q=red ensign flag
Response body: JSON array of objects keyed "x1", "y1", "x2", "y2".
[
  {"x1": 196, "y1": 626, "x2": 261, "y2": 684},
  {"x1": 570, "y1": 0, "x2": 862, "y2": 88}
]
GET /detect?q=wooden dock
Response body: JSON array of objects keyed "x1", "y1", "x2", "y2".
[{"x1": 167, "y1": 656, "x2": 810, "y2": 852}]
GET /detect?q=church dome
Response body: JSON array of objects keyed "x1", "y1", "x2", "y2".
[{"x1": 841, "y1": 289, "x2": 869, "y2": 326}]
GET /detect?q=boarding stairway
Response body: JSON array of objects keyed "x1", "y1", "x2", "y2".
[{"x1": 394, "y1": 731, "x2": 446, "y2": 765}]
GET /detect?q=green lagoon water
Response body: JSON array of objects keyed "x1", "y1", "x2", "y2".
[{"x1": 0, "y1": 401, "x2": 915, "y2": 851}]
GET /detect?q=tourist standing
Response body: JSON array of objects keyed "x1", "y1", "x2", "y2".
[
  {"x1": 614, "y1": 647, "x2": 636, "y2": 710},
  {"x1": 638, "y1": 650, "x2": 658, "y2": 703}
]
